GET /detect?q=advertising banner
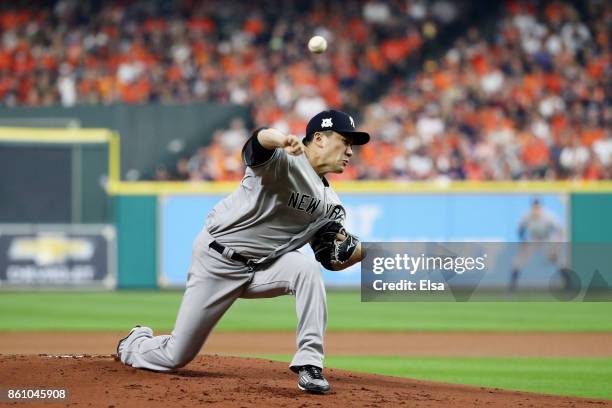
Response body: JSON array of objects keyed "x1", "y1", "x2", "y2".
[
  {"x1": 0, "y1": 225, "x2": 116, "y2": 289},
  {"x1": 159, "y1": 194, "x2": 567, "y2": 287}
]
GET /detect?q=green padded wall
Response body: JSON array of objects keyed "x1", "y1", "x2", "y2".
[
  {"x1": 570, "y1": 193, "x2": 612, "y2": 292},
  {"x1": 115, "y1": 195, "x2": 157, "y2": 288},
  {"x1": 571, "y1": 194, "x2": 612, "y2": 243}
]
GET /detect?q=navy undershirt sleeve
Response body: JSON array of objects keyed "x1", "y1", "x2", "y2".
[{"x1": 242, "y1": 127, "x2": 275, "y2": 166}]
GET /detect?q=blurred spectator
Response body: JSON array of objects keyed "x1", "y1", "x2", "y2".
[
  {"x1": 186, "y1": 147, "x2": 214, "y2": 181},
  {"x1": 164, "y1": 117, "x2": 250, "y2": 181},
  {"x1": 347, "y1": 0, "x2": 611, "y2": 181},
  {"x1": 1, "y1": 0, "x2": 608, "y2": 181},
  {"x1": 0, "y1": 0, "x2": 448, "y2": 109},
  {"x1": 172, "y1": 157, "x2": 191, "y2": 181},
  {"x1": 153, "y1": 165, "x2": 172, "y2": 181}
]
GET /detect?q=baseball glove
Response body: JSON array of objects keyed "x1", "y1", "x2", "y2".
[{"x1": 310, "y1": 221, "x2": 359, "y2": 270}]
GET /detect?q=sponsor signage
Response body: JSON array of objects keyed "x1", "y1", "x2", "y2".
[{"x1": 0, "y1": 225, "x2": 116, "y2": 288}]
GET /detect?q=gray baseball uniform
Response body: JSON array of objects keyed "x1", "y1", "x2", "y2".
[
  {"x1": 510, "y1": 205, "x2": 568, "y2": 290},
  {"x1": 514, "y1": 208, "x2": 565, "y2": 269},
  {"x1": 119, "y1": 131, "x2": 344, "y2": 372},
  {"x1": 518, "y1": 209, "x2": 563, "y2": 242}
]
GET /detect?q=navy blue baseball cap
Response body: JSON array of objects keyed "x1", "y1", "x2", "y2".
[{"x1": 305, "y1": 109, "x2": 370, "y2": 145}]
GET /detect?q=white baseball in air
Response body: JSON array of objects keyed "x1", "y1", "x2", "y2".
[{"x1": 308, "y1": 35, "x2": 327, "y2": 54}]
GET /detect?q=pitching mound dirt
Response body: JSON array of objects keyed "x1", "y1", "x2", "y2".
[{"x1": 1, "y1": 354, "x2": 609, "y2": 407}]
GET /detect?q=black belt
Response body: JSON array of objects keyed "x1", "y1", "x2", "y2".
[{"x1": 209, "y1": 240, "x2": 253, "y2": 265}]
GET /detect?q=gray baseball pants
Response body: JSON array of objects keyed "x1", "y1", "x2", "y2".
[{"x1": 119, "y1": 229, "x2": 327, "y2": 371}]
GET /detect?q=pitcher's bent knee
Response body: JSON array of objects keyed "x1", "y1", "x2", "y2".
[
  {"x1": 162, "y1": 338, "x2": 200, "y2": 369},
  {"x1": 167, "y1": 350, "x2": 196, "y2": 369},
  {"x1": 296, "y1": 258, "x2": 324, "y2": 284}
]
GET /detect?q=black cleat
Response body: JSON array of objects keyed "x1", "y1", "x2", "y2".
[{"x1": 295, "y1": 365, "x2": 331, "y2": 394}]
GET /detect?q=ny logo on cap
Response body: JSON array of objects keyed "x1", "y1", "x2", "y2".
[
  {"x1": 321, "y1": 118, "x2": 333, "y2": 128},
  {"x1": 349, "y1": 115, "x2": 355, "y2": 128}
]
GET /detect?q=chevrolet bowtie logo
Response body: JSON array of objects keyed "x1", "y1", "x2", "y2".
[{"x1": 8, "y1": 235, "x2": 93, "y2": 265}]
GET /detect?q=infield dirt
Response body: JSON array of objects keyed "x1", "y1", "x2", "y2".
[
  {"x1": 2, "y1": 354, "x2": 611, "y2": 407},
  {"x1": 2, "y1": 332, "x2": 612, "y2": 407},
  {"x1": 1, "y1": 331, "x2": 612, "y2": 356}
]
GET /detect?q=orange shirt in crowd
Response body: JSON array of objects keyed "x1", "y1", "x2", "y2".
[
  {"x1": 0, "y1": 50, "x2": 11, "y2": 70},
  {"x1": 243, "y1": 17, "x2": 264, "y2": 35},
  {"x1": 522, "y1": 136, "x2": 550, "y2": 167},
  {"x1": 584, "y1": 162, "x2": 603, "y2": 180},
  {"x1": 366, "y1": 46, "x2": 386, "y2": 72},
  {"x1": 0, "y1": 10, "x2": 32, "y2": 30},
  {"x1": 317, "y1": 74, "x2": 341, "y2": 107},
  {"x1": 470, "y1": 53, "x2": 489, "y2": 76},
  {"x1": 587, "y1": 56, "x2": 608, "y2": 80},
  {"x1": 522, "y1": 73, "x2": 543, "y2": 100},
  {"x1": 382, "y1": 34, "x2": 421, "y2": 64},
  {"x1": 12, "y1": 51, "x2": 34, "y2": 75},
  {"x1": 188, "y1": 17, "x2": 215, "y2": 33},
  {"x1": 464, "y1": 160, "x2": 484, "y2": 180},
  {"x1": 544, "y1": 2, "x2": 564, "y2": 24},
  {"x1": 78, "y1": 78, "x2": 95, "y2": 97},
  {"x1": 360, "y1": 142, "x2": 401, "y2": 177},
  {"x1": 289, "y1": 62, "x2": 317, "y2": 87},
  {"x1": 288, "y1": 117, "x2": 308, "y2": 136},
  {"x1": 250, "y1": 72, "x2": 271, "y2": 96},
  {"x1": 120, "y1": 78, "x2": 150, "y2": 104},
  {"x1": 581, "y1": 128, "x2": 604, "y2": 147},
  {"x1": 550, "y1": 114, "x2": 569, "y2": 139},
  {"x1": 433, "y1": 70, "x2": 453, "y2": 90},
  {"x1": 205, "y1": 143, "x2": 225, "y2": 179},
  {"x1": 544, "y1": 73, "x2": 562, "y2": 94},
  {"x1": 347, "y1": 18, "x2": 368, "y2": 44},
  {"x1": 144, "y1": 18, "x2": 167, "y2": 33}
]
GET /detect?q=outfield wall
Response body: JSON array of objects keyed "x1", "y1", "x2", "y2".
[
  {"x1": 0, "y1": 104, "x2": 250, "y2": 180},
  {"x1": 109, "y1": 182, "x2": 612, "y2": 289}
]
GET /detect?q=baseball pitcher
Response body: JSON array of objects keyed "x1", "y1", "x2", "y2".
[{"x1": 117, "y1": 110, "x2": 370, "y2": 394}]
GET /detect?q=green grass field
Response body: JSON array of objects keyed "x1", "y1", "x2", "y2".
[
  {"x1": 1, "y1": 290, "x2": 612, "y2": 332},
  {"x1": 2, "y1": 291, "x2": 611, "y2": 400},
  {"x1": 255, "y1": 355, "x2": 612, "y2": 400}
]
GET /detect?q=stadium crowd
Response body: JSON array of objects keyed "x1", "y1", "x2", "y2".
[
  {"x1": 171, "y1": 0, "x2": 610, "y2": 182},
  {"x1": 0, "y1": 0, "x2": 453, "y2": 108},
  {"x1": 351, "y1": 0, "x2": 611, "y2": 181},
  {"x1": 0, "y1": 0, "x2": 608, "y2": 181}
]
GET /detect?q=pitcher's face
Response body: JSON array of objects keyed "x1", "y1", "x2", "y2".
[{"x1": 319, "y1": 131, "x2": 354, "y2": 173}]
